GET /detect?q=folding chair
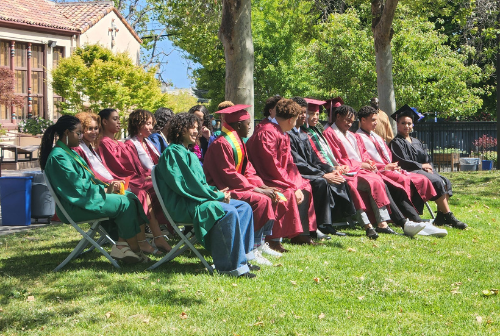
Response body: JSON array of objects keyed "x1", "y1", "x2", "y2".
[
  {"x1": 148, "y1": 166, "x2": 214, "y2": 273},
  {"x1": 425, "y1": 202, "x2": 435, "y2": 219},
  {"x1": 43, "y1": 171, "x2": 118, "y2": 271}
]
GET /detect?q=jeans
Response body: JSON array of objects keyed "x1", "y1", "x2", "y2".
[
  {"x1": 254, "y1": 219, "x2": 274, "y2": 246},
  {"x1": 205, "y1": 199, "x2": 255, "y2": 276}
]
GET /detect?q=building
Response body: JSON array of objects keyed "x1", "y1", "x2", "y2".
[{"x1": 0, "y1": 0, "x2": 141, "y2": 127}]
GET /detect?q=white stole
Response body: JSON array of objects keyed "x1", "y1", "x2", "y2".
[
  {"x1": 78, "y1": 141, "x2": 114, "y2": 181},
  {"x1": 356, "y1": 129, "x2": 385, "y2": 164},
  {"x1": 332, "y1": 123, "x2": 361, "y2": 161},
  {"x1": 127, "y1": 136, "x2": 160, "y2": 171}
]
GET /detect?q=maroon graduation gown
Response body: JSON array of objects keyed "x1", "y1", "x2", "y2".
[
  {"x1": 323, "y1": 126, "x2": 391, "y2": 209},
  {"x1": 246, "y1": 119, "x2": 317, "y2": 238},
  {"x1": 203, "y1": 134, "x2": 282, "y2": 231}
]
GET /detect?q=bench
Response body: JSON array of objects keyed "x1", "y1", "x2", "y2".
[{"x1": 0, "y1": 143, "x2": 39, "y2": 163}]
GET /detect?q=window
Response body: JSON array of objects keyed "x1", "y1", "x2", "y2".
[
  {"x1": 0, "y1": 41, "x2": 9, "y2": 67},
  {"x1": 30, "y1": 44, "x2": 44, "y2": 118},
  {"x1": 13, "y1": 43, "x2": 28, "y2": 119},
  {"x1": 53, "y1": 47, "x2": 64, "y2": 69}
]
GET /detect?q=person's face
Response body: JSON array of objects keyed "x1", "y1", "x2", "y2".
[
  {"x1": 65, "y1": 123, "x2": 83, "y2": 147},
  {"x1": 371, "y1": 98, "x2": 379, "y2": 110},
  {"x1": 307, "y1": 110, "x2": 319, "y2": 127},
  {"x1": 269, "y1": 106, "x2": 277, "y2": 119},
  {"x1": 360, "y1": 113, "x2": 378, "y2": 132},
  {"x1": 193, "y1": 111, "x2": 204, "y2": 121},
  {"x1": 296, "y1": 107, "x2": 307, "y2": 127},
  {"x1": 139, "y1": 117, "x2": 154, "y2": 138},
  {"x1": 397, "y1": 116, "x2": 413, "y2": 136},
  {"x1": 236, "y1": 119, "x2": 251, "y2": 139},
  {"x1": 181, "y1": 121, "x2": 199, "y2": 146},
  {"x1": 280, "y1": 115, "x2": 298, "y2": 132},
  {"x1": 103, "y1": 111, "x2": 121, "y2": 134},
  {"x1": 335, "y1": 113, "x2": 356, "y2": 133},
  {"x1": 83, "y1": 119, "x2": 99, "y2": 144}
]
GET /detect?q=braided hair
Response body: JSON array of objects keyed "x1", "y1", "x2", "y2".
[{"x1": 39, "y1": 115, "x2": 81, "y2": 170}]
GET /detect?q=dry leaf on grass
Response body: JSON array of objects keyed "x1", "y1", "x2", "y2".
[
  {"x1": 313, "y1": 277, "x2": 320, "y2": 283},
  {"x1": 290, "y1": 280, "x2": 297, "y2": 285},
  {"x1": 232, "y1": 283, "x2": 238, "y2": 287},
  {"x1": 318, "y1": 313, "x2": 325, "y2": 319},
  {"x1": 347, "y1": 248, "x2": 356, "y2": 252},
  {"x1": 254, "y1": 321, "x2": 264, "y2": 326},
  {"x1": 482, "y1": 289, "x2": 498, "y2": 296},
  {"x1": 143, "y1": 318, "x2": 150, "y2": 324},
  {"x1": 180, "y1": 312, "x2": 188, "y2": 319},
  {"x1": 357, "y1": 296, "x2": 365, "y2": 300},
  {"x1": 274, "y1": 263, "x2": 283, "y2": 267},
  {"x1": 476, "y1": 316, "x2": 483, "y2": 323},
  {"x1": 26, "y1": 296, "x2": 35, "y2": 302},
  {"x1": 104, "y1": 312, "x2": 113, "y2": 319}
]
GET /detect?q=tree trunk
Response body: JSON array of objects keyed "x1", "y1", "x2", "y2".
[
  {"x1": 372, "y1": 0, "x2": 399, "y2": 131},
  {"x1": 219, "y1": 0, "x2": 255, "y2": 130}
]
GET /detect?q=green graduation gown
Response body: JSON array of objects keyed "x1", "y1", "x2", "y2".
[
  {"x1": 44, "y1": 141, "x2": 147, "y2": 239},
  {"x1": 155, "y1": 144, "x2": 226, "y2": 247}
]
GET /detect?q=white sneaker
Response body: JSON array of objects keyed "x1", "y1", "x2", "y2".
[
  {"x1": 252, "y1": 249, "x2": 273, "y2": 266},
  {"x1": 403, "y1": 220, "x2": 427, "y2": 237},
  {"x1": 258, "y1": 242, "x2": 283, "y2": 257},
  {"x1": 417, "y1": 223, "x2": 448, "y2": 237}
]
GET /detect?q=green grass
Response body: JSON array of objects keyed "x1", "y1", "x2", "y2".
[{"x1": 1, "y1": 171, "x2": 499, "y2": 335}]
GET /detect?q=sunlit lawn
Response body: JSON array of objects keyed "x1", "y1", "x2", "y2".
[{"x1": 0, "y1": 171, "x2": 499, "y2": 335}]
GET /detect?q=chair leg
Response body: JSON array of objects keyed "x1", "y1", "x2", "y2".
[{"x1": 425, "y1": 202, "x2": 435, "y2": 219}]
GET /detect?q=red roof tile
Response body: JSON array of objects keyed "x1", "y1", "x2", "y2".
[{"x1": 0, "y1": 0, "x2": 141, "y2": 42}]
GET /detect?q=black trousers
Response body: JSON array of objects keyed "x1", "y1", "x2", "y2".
[{"x1": 385, "y1": 183, "x2": 422, "y2": 226}]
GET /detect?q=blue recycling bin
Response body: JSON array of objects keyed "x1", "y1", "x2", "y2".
[{"x1": 0, "y1": 176, "x2": 33, "y2": 226}]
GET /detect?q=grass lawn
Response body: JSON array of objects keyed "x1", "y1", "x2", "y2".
[{"x1": 0, "y1": 171, "x2": 499, "y2": 335}]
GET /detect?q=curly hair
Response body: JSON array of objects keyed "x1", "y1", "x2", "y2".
[
  {"x1": 263, "y1": 95, "x2": 283, "y2": 117},
  {"x1": 217, "y1": 101, "x2": 234, "y2": 110},
  {"x1": 75, "y1": 112, "x2": 100, "y2": 131},
  {"x1": 334, "y1": 105, "x2": 357, "y2": 119},
  {"x1": 291, "y1": 96, "x2": 308, "y2": 108},
  {"x1": 127, "y1": 109, "x2": 155, "y2": 137},
  {"x1": 275, "y1": 98, "x2": 301, "y2": 120},
  {"x1": 154, "y1": 107, "x2": 174, "y2": 131},
  {"x1": 357, "y1": 105, "x2": 378, "y2": 121},
  {"x1": 167, "y1": 113, "x2": 202, "y2": 145}
]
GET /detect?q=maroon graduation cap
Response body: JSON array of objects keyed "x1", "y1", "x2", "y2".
[
  {"x1": 304, "y1": 98, "x2": 327, "y2": 112},
  {"x1": 217, "y1": 104, "x2": 252, "y2": 123}
]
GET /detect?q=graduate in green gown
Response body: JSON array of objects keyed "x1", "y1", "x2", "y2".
[{"x1": 40, "y1": 115, "x2": 150, "y2": 264}]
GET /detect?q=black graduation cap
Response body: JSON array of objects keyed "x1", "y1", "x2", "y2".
[{"x1": 391, "y1": 104, "x2": 425, "y2": 122}]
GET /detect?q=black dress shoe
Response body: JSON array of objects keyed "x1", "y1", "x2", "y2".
[
  {"x1": 375, "y1": 227, "x2": 399, "y2": 235},
  {"x1": 319, "y1": 225, "x2": 346, "y2": 236},
  {"x1": 311, "y1": 230, "x2": 332, "y2": 240},
  {"x1": 366, "y1": 228, "x2": 379, "y2": 240},
  {"x1": 239, "y1": 272, "x2": 257, "y2": 278},
  {"x1": 433, "y1": 211, "x2": 446, "y2": 226},
  {"x1": 290, "y1": 235, "x2": 317, "y2": 245},
  {"x1": 444, "y1": 212, "x2": 468, "y2": 229},
  {"x1": 247, "y1": 263, "x2": 260, "y2": 271}
]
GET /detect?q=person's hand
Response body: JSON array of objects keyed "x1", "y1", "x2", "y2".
[
  {"x1": 255, "y1": 187, "x2": 277, "y2": 202},
  {"x1": 422, "y1": 163, "x2": 433, "y2": 173},
  {"x1": 384, "y1": 162, "x2": 400, "y2": 171},
  {"x1": 223, "y1": 191, "x2": 231, "y2": 203},
  {"x1": 336, "y1": 165, "x2": 350, "y2": 174},
  {"x1": 323, "y1": 172, "x2": 346, "y2": 184},
  {"x1": 201, "y1": 126, "x2": 211, "y2": 139},
  {"x1": 106, "y1": 181, "x2": 121, "y2": 194},
  {"x1": 361, "y1": 161, "x2": 377, "y2": 171},
  {"x1": 295, "y1": 189, "x2": 304, "y2": 204}
]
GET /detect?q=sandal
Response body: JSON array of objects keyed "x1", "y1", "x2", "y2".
[
  {"x1": 110, "y1": 242, "x2": 142, "y2": 264},
  {"x1": 138, "y1": 239, "x2": 164, "y2": 256},
  {"x1": 152, "y1": 235, "x2": 172, "y2": 253}
]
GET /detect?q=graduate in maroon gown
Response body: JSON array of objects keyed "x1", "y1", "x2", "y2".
[
  {"x1": 247, "y1": 98, "x2": 317, "y2": 251},
  {"x1": 98, "y1": 108, "x2": 171, "y2": 255},
  {"x1": 323, "y1": 105, "x2": 402, "y2": 238},
  {"x1": 203, "y1": 104, "x2": 286, "y2": 261}
]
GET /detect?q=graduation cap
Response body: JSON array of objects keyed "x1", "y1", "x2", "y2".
[
  {"x1": 391, "y1": 104, "x2": 425, "y2": 122},
  {"x1": 216, "y1": 104, "x2": 252, "y2": 123},
  {"x1": 304, "y1": 98, "x2": 326, "y2": 112}
]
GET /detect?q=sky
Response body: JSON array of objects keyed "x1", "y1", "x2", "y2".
[{"x1": 158, "y1": 38, "x2": 197, "y2": 89}]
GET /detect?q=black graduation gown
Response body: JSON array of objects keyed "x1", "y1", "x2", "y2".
[
  {"x1": 389, "y1": 134, "x2": 452, "y2": 200},
  {"x1": 287, "y1": 128, "x2": 356, "y2": 225}
]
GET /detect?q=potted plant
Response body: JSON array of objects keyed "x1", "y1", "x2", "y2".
[{"x1": 472, "y1": 135, "x2": 497, "y2": 170}]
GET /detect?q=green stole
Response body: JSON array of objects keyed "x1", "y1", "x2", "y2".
[{"x1": 302, "y1": 125, "x2": 336, "y2": 167}]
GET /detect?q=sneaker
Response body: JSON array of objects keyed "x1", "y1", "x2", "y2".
[
  {"x1": 417, "y1": 224, "x2": 448, "y2": 237},
  {"x1": 239, "y1": 272, "x2": 257, "y2": 278},
  {"x1": 252, "y1": 249, "x2": 273, "y2": 266},
  {"x1": 375, "y1": 226, "x2": 399, "y2": 235},
  {"x1": 258, "y1": 242, "x2": 282, "y2": 257},
  {"x1": 110, "y1": 244, "x2": 142, "y2": 264},
  {"x1": 403, "y1": 220, "x2": 426, "y2": 237}
]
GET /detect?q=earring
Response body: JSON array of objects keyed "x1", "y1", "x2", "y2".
[{"x1": 65, "y1": 135, "x2": 68, "y2": 145}]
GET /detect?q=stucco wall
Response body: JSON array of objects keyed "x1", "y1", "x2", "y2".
[{"x1": 78, "y1": 11, "x2": 141, "y2": 64}]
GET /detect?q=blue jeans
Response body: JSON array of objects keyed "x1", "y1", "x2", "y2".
[{"x1": 205, "y1": 200, "x2": 255, "y2": 276}]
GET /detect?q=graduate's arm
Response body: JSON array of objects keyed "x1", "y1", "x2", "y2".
[
  {"x1": 389, "y1": 139, "x2": 423, "y2": 171},
  {"x1": 288, "y1": 133, "x2": 325, "y2": 179},
  {"x1": 244, "y1": 160, "x2": 265, "y2": 188}
]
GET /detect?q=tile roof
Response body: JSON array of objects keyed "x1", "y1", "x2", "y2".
[{"x1": 0, "y1": 0, "x2": 141, "y2": 42}]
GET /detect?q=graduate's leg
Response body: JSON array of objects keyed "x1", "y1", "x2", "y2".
[
  {"x1": 435, "y1": 194, "x2": 451, "y2": 213},
  {"x1": 205, "y1": 202, "x2": 251, "y2": 276},
  {"x1": 254, "y1": 220, "x2": 273, "y2": 248},
  {"x1": 228, "y1": 199, "x2": 255, "y2": 258},
  {"x1": 385, "y1": 183, "x2": 422, "y2": 225},
  {"x1": 138, "y1": 194, "x2": 171, "y2": 253}
]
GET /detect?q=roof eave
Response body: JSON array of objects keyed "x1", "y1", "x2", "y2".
[{"x1": 0, "y1": 20, "x2": 80, "y2": 36}]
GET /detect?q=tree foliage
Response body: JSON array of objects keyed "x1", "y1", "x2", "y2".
[
  {"x1": 51, "y1": 44, "x2": 167, "y2": 115},
  {"x1": 0, "y1": 68, "x2": 24, "y2": 108}
]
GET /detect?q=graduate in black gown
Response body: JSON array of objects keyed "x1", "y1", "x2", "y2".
[
  {"x1": 287, "y1": 97, "x2": 356, "y2": 236},
  {"x1": 388, "y1": 105, "x2": 467, "y2": 229}
]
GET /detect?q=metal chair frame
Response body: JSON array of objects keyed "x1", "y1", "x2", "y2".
[
  {"x1": 148, "y1": 166, "x2": 214, "y2": 273},
  {"x1": 43, "y1": 171, "x2": 117, "y2": 271}
]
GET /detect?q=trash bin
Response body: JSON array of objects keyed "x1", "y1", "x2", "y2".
[
  {"x1": 459, "y1": 158, "x2": 480, "y2": 171},
  {"x1": 24, "y1": 172, "x2": 55, "y2": 224},
  {"x1": 0, "y1": 176, "x2": 33, "y2": 226},
  {"x1": 482, "y1": 160, "x2": 493, "y2": 171}
]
